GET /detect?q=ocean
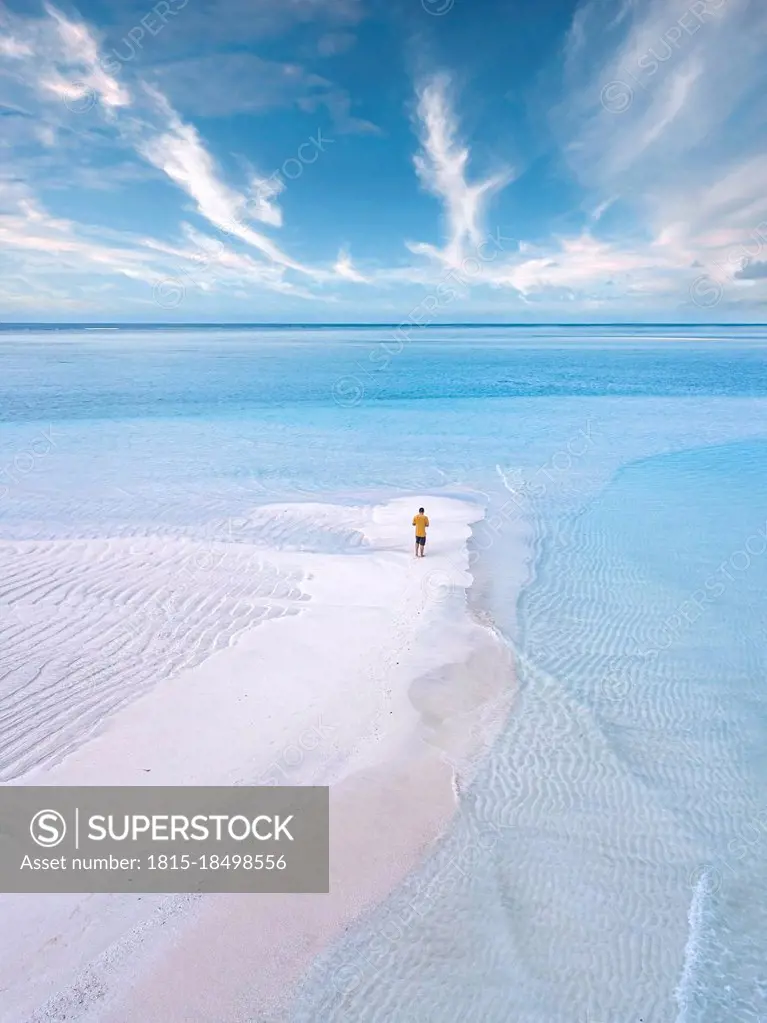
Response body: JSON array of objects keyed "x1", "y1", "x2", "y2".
[{"x1": 1, "y1": 325, "x2": 766, "y2": 1021}]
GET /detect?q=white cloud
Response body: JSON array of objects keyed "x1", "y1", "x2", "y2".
[
  {"x1": 246, "y1": 172, "x2": 284, "y2": 229},
  {"x1": 0, "y1": 187, "x2": 160, "y2": 285},
  {"x1": 497, "y1": 234, "x2": 675, "y2": 296},
  {"x1": 135, "y1": 88, "x2": 315, "y2": 275},
  {"x1": 2, "y1": 0, "x2": 766, "y2": 316},
  {"x1": 409, "y1": 74, "x2": 513, "y2": 269},
  {"x1": 0, "y1": 2, "x2": 339, "y2": 308},
  {"x1": 334, "y1": 247, "x2": 367, "y2": 282},
  {"x1": 29, "y1": 12, "x2": 300, "y2": 268},
  {"x1": 390, "y1": 73, "x2": 687, "y2": 309},
  {"x1": 549, "y1": 0, "x2": 767, "y2": 306},
  {"x1": 43, "y1": 4, "x2": 131, "y2": 110},
  {"x1": 0, "y1": 36, "x2": 32, "y2": 58},
  {"x1": 0, "y1": 181, "x2": 330, "y2": 311}
]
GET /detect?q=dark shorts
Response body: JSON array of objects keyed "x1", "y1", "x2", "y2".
[{"x1": 416, "y1": 535, "x2": 426, "y2": 545}]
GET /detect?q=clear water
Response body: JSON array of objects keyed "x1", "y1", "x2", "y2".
[{"x1": 1, "y1": 326, "x2": 766, "y2": 1021}]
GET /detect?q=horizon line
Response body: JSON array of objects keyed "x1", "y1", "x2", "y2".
[{"x1": 2, "y1": 322, "x2": 767, "y2": 330}]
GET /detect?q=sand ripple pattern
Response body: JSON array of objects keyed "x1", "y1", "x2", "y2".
[
  {"x1": 292, "y1": 452, "x2": 767, "y2": 1023},
  {"x1": 0, "y1": 535, "x2": 309, "y2": 780}
]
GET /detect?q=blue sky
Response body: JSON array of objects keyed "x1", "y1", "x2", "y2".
[{"x1": 1, "y1": 0, "x2": 766, "y2": 321}]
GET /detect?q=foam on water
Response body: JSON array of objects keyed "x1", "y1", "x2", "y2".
[{"x1": 674, "y1": 869, "x2": 715, "y2": 1023}]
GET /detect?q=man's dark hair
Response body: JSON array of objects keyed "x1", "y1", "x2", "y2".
[{"x1": 418, "y1": 507, "x2": 424, "y2": 513}]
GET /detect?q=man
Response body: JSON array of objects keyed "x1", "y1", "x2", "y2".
[{"x1": 412, "y1": 506, "x2": 429, "y2": 557}]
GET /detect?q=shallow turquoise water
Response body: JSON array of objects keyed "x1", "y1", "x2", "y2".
[{"x1": 1, "y1": 326, "x2": 765, "y2": 1020}]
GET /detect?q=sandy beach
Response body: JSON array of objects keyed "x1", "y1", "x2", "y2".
[
  {"x1": 2, "y1": 327, "x2": 766, "y2": 1021},
  {"x1": 0, "y1": 494, "x2": 517, "y2": 1023}
]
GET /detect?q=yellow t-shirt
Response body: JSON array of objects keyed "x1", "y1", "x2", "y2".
[{"x1": 413, "y1": 513, "x2": 429, "y2": 537}]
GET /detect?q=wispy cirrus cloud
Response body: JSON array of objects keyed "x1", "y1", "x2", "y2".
[
  {"x1": 134, "y1": 87, "x2": 317, "y2": 275},
  {"x1": 0, "y1": 2, "x2": 359, "y2": 307},
  {"x1": 388, "y1": 72, "x2": 663, "y2": 306},
  {"x1": 0, "y1": 35, "x2": 33, "y2": 58},
  {"x1": 493, "y1": 233, "x2": 690, "y2": 306},
  {"x1": 333, "y1": 247, "x2": 367, "y2": 282},
  {"x1": 385, "y1": 63, "x2": 738, "y2": 312},
  {"x1": 408, "y1": 73, "x2": 513, "y2": 269},
  {"x1": 554, "y1": 0, "x2": 767, "y2": 306},
  {"x1": 0, "y1": 180, "x2": 326, "y2": 311},
  {"x1": 0, "y1": 181, "x2": 165, "y2": 290},
  {"x1": 2, "y1": 0, "x2": 766, "y2": 319},
  {"x1": 42, "y1": 2, "x2": 131, "y2": 110}
]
